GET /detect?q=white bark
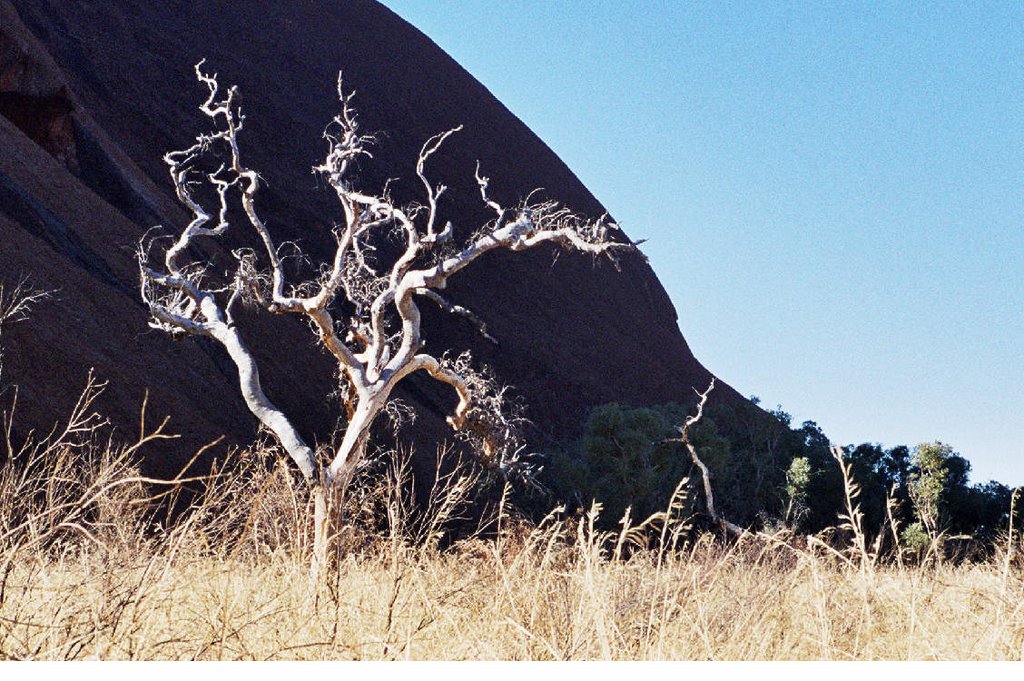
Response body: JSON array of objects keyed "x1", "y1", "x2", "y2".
[
  {"x1": 139, "y1": 62, "x2": 640, "y2": 508},
  {"x1": 669, "y1": 379, "x2": 745, "y2": 537},
  {"x1": 211, "y1": 315, "x2": 319, "y2": 482}
]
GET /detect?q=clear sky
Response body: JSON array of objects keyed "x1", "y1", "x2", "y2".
[{"x1": 379, "y1": 1, "x2": 1024, "y2": 486}]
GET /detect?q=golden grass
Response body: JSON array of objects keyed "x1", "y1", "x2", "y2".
[
  {"x1": 2, "y1": 527, "x2": 1023, "y2": 660},
  {"x1": 2, "y1": 488, "x2": 1023, "y2": 660},
  {"x1": 1, "y1": 384, "x2": 1022, "y2": 660}
]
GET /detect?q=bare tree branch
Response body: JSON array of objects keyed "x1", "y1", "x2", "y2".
[
  {"x1": 414, "y1": 288, "x2": 497, "y2": 344},
  {"x1": 0, "y1": 281, "x2": 53, "y2": 381},
  {"x1": 667, "y1": 379, "x2": 745, "y2": 538}
]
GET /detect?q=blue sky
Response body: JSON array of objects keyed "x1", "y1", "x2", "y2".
[{"x1": 380, "y1": 1, "x2": 1024, "y2": 486}]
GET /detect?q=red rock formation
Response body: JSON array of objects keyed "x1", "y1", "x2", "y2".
[
  {"x1": 0, "y1": 2, "x2": 76, "y2": 166},
  {"x1": 0, "y1": 0, "x2": 748, "y2": 476},
  {"x1": 0, "y1": 91, "x2": 75, "y2": 166}
]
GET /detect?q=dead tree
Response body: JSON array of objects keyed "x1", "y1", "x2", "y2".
[
  {"x1": 138, "y1": 63, "x2": 637, "y2": 570},
  {"x1": 668, "y1": 379, "x2": 745, "y2": 538},
  {"x1": 0, "y1": 281, "x2": 50, "y2": 382}
]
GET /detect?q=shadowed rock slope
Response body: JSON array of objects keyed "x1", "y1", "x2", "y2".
[{"x1": 1, "y1": 0, "x2": 745, "y2": 475}]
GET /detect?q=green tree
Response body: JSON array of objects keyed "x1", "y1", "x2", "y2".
[
  {"x1": 907, "y1": 441, "x2": 953, "y2": 544},
  {"x1": 784, "y1": 456, "x2": 811, "y2": 528}
]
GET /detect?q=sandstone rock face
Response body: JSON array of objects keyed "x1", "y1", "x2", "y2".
[
  {"x1": 0, "y1": 0, "x2": 745, "y2": 475},
  {"x1": 0, "y1": 3, "x2": 72, "y2": 167}
]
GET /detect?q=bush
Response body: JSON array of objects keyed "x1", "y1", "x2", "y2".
[
  {"x1": 900, "y1": 521, "x2": 931, "y2": 557},
  {"x1": 541, "y1": 403, "x2": 730, "y2": 528}
]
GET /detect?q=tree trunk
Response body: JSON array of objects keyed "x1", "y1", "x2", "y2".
[
  {"x1": 328, "y1": 397, "x2": 385, "y2": 484},
  {"x1": 210, "y1": 315, "x2": 319, "y2": 482},
  {"x1": 311, "y1": 481, "x2": 330, "y2": 587},
  {"x1": 310, "y1": 480, "x2": 356, "y2": 586}
]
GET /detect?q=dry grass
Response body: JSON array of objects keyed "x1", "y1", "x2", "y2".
[
  {"x1": 2, "y1": 518, "x2": 1023, "y2": 660},
  {"x1": 1, "y1": 385, "x2": 1023, "y2": 660}
]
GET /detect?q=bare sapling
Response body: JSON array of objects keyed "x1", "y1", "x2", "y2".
[
  {"x1": 0, "y1": 281, "x2": 51, "y2": 382},
  {"x1": 137, "y1": 62, "x2": 638, "y2": 576},
  {"x1": 667, "y1": 379, "x2": 744, "y2": 538}
]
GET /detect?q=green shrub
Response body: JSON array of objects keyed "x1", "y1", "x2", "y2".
[
  {"x1": 900, "y1": 520, "x2": 931, "y2": 556},
  {"x1": 784, "y1": 456, "x2": 811, "y2": 528},
  {"x1": 542, "y1": 403, "x2": 730, "y2": 528}
]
